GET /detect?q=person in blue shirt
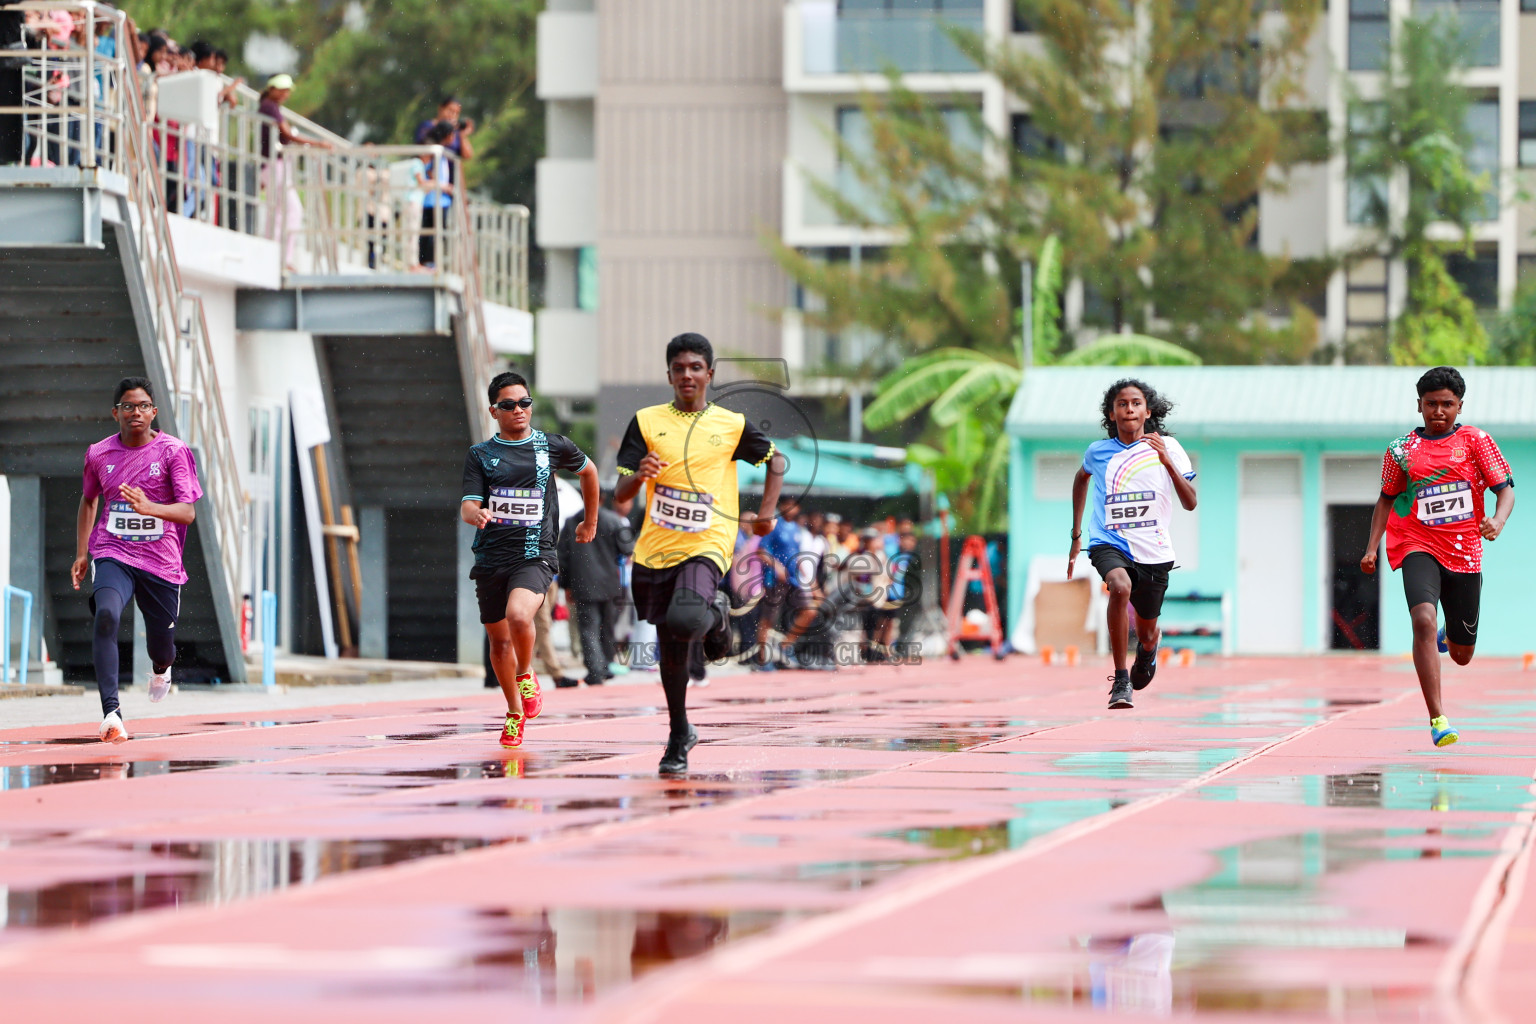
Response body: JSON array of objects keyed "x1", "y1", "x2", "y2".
[{"x1": 1068, "y1": 379, "x2": 1198, "y2": 711}]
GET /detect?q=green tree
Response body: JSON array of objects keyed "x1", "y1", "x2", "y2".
[
  {"x1": 1345, "y1": 15, "x2": 1490, "y2": 366},
  {"x1": 773, "y1": 0, "x2": 1327, "y2": 372},
  {"x1": 861, "y1": 238, "x2": 1201, "y2": 532}
]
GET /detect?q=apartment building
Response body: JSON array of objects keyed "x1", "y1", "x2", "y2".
[{"x1": 535, "y1": 0, "x2": 1536, "y2": 452}]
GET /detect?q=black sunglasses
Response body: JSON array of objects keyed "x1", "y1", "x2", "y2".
[{"x1": 494, "y1": 398, "x2": 533, "y2": 411}]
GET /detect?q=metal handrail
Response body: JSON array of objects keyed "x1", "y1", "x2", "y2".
[
  {"x1": 2, "y1": 1, "x2": 248, "y2": 674},
  {"x1": 2, "y1": 586, "x2": 34, "y2": 687}
]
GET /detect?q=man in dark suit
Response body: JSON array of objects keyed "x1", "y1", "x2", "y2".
[{"x1": 557, "y1": 491, "x2": 634, "y2": 686}]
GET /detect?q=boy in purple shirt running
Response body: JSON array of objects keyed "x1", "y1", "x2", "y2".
[{"x1": 70, "y1": 377, "x2": 202, "y2": 743}]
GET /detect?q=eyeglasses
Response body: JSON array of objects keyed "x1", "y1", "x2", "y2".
[
  {"x1": 116, "y1": 402, "x2": 155, "y2": 413},
  {"x1": 494, "y1": 398, "x2": 533, "y2": 411}
]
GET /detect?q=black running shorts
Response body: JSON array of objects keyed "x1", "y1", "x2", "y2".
[
  {"x1": 1088, "y1": 544, "x2": 1173, "y2": 621},
  {"x1": 1401, "y1": 551, "x2": 1481, "y2": 647},
  {"x1": 631, "y1": 557, "x2": 722, "y2": 626},
  {"x1": 472, "y1": 559, "x2": 555, "y2": 624}
]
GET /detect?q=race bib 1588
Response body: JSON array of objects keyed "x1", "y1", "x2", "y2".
[
  {"x1": 488, "y1": 487, "x2": 544, "y2": 526},
  {"x1": 1416, "y1": 480, "x2": 1474, "y2": 526},
  {"x1": 105, "y1": 501, "x2": 166, "y2": 542},
  {"x1": 650, "y1": 485, "x2": 714, "y2": 533},
  {"x1": 1105, "y1": 490, "x2": 1158, "y2": 531}
]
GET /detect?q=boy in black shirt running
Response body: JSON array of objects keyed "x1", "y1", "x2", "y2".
[{"x1": 461, "y1": 371, "x2": 599, "y2": 747}]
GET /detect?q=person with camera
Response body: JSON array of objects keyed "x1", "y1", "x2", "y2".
[{"x1": 414, "y1": 95, "x2": 474, "y2": 173}]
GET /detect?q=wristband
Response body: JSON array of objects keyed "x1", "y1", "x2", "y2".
[{"x1": 1071, "y1": 531, "x2": 1081, "y2": 540}]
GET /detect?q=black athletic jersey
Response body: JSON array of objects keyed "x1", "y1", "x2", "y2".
[{"x1": 461, "y1": 430, "x2": 590, "y2": 572}]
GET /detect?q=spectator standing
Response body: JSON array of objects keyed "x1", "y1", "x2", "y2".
[
  {"x1": 414, "y1": 95, "x2": 474, "y2": 176},
  {"x1": 558, "y1": 491, "x2": 635, "y2": 687},
  {"x1": 416, "y1": 120, "x2": 454, "y2": 268},
  {"x1": 258, "y1": 73, "x2": 331, "y2": 271}
]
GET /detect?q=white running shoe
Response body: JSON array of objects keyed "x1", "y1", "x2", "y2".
[
  {"x1": 148, "y1": 665, "x2": 173, "y2": 702},
  {"x1": 99, "y1": 711, "x2": 129, "y2": 744}
]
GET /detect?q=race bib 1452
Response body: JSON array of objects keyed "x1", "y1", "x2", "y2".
[
  {"x1": 488, "y1": 487, "x2": 544, "y2": 526},
  {"x1": 105, "y1": 501, "x2": 166, "y2": 542},
  {"x1": 649, "y1": 485, "x2": 714, "y2": 533}
]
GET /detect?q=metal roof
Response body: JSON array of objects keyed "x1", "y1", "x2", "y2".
[{"x1": 1005, "y1": 366, "x2": 1536, "y2": 440}]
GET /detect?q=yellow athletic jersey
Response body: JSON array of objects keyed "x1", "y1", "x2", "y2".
[{"x1": 616, "y1": 402, "x2": 775, "y2": 572}]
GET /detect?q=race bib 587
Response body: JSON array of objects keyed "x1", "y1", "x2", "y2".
[
  {"x1": 1105, "y1": 490, "x2": 1158, "y2": 531},
  {"x1": 488, "y1": 487, "x2": 544, "y2": 526},
  {"x1": 649, "y1": 485, "x2": 714, "y2": 533},
  {"x1": 105, "y1": 501, "x2": 165, "y2": 542},
  {"x1": 1416, "y1": 480, "x2": 1474, "y2": 526}
]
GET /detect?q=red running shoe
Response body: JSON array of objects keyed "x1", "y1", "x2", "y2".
[
  {"x1": 516, "y1": 672, "x2": 543, "y2": 720},
  {"x1": 500, "y1": 712, "x2": 526, "y2": 748}
]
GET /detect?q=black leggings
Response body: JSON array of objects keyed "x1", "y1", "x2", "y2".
[
  {"x1": 657, "y1": 583, "x2": 717, "y2": 734},
  {"x1": 1401, "y1": 552, "x2": 1482, "y2": 647},
  {"x1": 91, "y1": 559, "x2": 179, "y2": 717}
]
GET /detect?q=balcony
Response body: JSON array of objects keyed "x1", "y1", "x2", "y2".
[
  {"x1": 535, "y1": 158, "x2": 597, "y2": 248},
  {"x1": 537, "y1": 11, "x2": 598, "y2": 99},
  {"x1": 535, "y1": 309, "x2": 598, "y2": 398},
  {"x1": 787, "y1": 1, "x2": 986, "y2": 87}
]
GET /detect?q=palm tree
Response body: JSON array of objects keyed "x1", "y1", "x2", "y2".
[{"x1": 863, "y1": 238, "x2": 1200, "y2": 530}]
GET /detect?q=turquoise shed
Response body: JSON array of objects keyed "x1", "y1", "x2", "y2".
[{"x1": 1006, "y1": 367, "x2": 1536, "y2": 657}]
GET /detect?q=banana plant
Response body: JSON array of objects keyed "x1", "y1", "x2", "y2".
[{"x1": 863, "y1": 237, "x2": 1199, "y2": 531}]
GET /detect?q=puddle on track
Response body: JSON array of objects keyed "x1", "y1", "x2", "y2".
[
  {"x1": 2, "y1": 836, "x2": 505, "y2": 931},
  {"x1": 861, "y1": 821, "x2": 1503, "y2": 1018},
  {"x1": 1, "y1": 759, "x2": 248, "y2": 790}
]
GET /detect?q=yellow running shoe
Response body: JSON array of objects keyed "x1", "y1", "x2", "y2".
[
  {"x1": 500, "y1": 711, "x2": 526, "y2": 748},
  {"x1": 1430, "y1": 715, "x2": 1459, "y2": 748},
  {"x1": 516, "y1": 672, "x2": 543, "y2": 720}
]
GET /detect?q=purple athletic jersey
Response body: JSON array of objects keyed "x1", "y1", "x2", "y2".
[{"x1": 82, "y1": 432, "x2": 203, "y2": 585}]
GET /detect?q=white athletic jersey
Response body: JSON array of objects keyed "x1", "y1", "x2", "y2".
[{"x1": 1082, "y1": 435, "x2": 1195, "y2": 565}]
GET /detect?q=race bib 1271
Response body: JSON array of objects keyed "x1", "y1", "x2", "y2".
[
  {"x1": 105, "y1": 501, "x2": 166, "y2": 542},
  {"x1": 1105, "y1": 490, "x2": 1158, "y2": 531},
  {"x1": 649, "y1": 485, "x2": 714, "y2": 533},
  {"x1": 1416, "y1": 480, "x2": 1474, "y2": 526},
  {"x1": 488, "y1": 487, "x2": 544, "y2": 526}
]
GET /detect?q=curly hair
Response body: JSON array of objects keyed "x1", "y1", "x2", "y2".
[
  {"x1": 1100, "y1": 378, "x2": 1174, "y2": 437},
  {"x1": 1416, "y1": 365, "x2": 1466, "y2": 399}
]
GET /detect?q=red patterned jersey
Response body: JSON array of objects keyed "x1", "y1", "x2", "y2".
[{"x1": 1381, "y1": 424, "x2": 1513, "y2": 574}]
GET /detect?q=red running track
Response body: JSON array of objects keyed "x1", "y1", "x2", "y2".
[{"x1": 1, "y1": 655, "x2": 1534, "y2": 1022}]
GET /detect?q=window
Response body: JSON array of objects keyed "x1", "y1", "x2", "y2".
[
  {"x1": 1522, "y1": 102, "x2": 1536, "y2": 167},
  {"x1": 1349, "y1": 0, "x2": 1389, "y2": 71},
  {"x1": 837, "y1": 105, "x2": 982, "y2": 219},
  {"x1": 1466, "y1": 98, "x2": 1499, "y2": 221},
  {"x1": 1033, "y1": 455, "x2": 1081, "y2": 501},
  {"x1": 1525, "y1": 0, "x2": 1536, "y2": 12},
  {"x1": 1346, "y1": 257, "x2": 1389, "y2": 329},
  {"x1": 833, "y1": 0, "x2": 984, "y2": 73},
  {"x1": 1011, "y1": 114, "x2": 1063, "y2": 160},
  {"x1": 1445, "y1": 247, "x2": 1499, "y2": 309},
  {"x1": 1417, "y1": 0, "x2": 1499, "y2": 67},
  {"x1": 1346, "y1": 103, "x2": 1386, "y2": 225},
  {"x1": 1013, "y1": 0, "x2": 1034, "y2": 32}
]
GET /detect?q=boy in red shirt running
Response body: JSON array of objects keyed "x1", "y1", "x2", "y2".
[{"x1": 1361, "y1": 366, "x2": 1515, "y2": 748}]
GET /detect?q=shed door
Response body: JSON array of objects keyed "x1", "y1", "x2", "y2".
[{"x1": 1237, "y1": 455, "x2": 1304, "y2": 653}]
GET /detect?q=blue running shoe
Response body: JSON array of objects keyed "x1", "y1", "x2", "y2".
[
  {"x1": 1436, "y1": 627, "x2": 1448, "y2": 654},
  {"x1": 1430, "y1": 715, "x2": 1459, "y2": 748}
]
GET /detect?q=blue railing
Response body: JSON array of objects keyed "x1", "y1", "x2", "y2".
[{"x1": 2, "y1": 586, "x2": 34, "y2": 688}]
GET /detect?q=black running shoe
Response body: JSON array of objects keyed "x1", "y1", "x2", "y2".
[
  {"x1": 702, "y1": 589, "x2": 733, "y2": 662},
  {"x1": 659, "y1": 725, "x2": 699, "y2": 774},
  {"x1": 1108, "y1": 673, "x2": 1134, "y2": 709},
  {"x1": 1130, "y1": 639, "x2": 1158, "y2": 691}
]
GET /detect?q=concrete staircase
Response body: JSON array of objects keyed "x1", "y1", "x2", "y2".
[{"x1": 318, "y1": 333, "x2": 475, "y2": 664}]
